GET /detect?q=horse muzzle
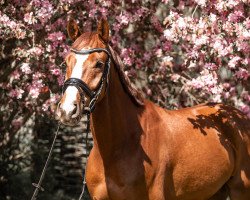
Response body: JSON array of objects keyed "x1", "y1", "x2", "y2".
[{"x1": 55, "y1": 101, "x2": 82, "y2": 126}]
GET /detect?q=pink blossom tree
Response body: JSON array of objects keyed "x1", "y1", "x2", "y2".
[{"x1": 1, "y1": 0, "x2": 249, "y2": 134}]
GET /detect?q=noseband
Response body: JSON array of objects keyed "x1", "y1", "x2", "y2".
[{"x1": 62, "y1": 48, "x2": 111, "y2": 113}]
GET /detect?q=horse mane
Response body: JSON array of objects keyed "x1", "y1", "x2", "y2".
[{"x1": 108, "y1": 45, "x2": 144, "y2": 106}]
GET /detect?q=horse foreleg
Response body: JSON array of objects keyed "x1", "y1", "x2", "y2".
[
  {"x1": 207, "y1": 185, "x2": 229, "y2": 200},
  {"x1": 226, "y1": 132, "x2": 250, "y2": 200},
  {"x1": 227, "y1": 171, "x2": 250, "y2": 200}
]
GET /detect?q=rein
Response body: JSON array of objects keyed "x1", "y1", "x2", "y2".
[{"x1": 31, "y1": 47, "x2": 111, "y2": 200}]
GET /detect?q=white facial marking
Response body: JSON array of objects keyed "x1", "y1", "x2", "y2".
[{"x1": 62, "y1": 52, "x2": 89, "y2": 115}]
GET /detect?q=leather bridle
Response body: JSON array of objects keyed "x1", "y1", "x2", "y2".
[{"x1": 62, "y1": 48, "x2": 111, "y2": 113}]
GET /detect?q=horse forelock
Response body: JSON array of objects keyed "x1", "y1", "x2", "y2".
[
  {"x1": 72, "y1": 32, "x2": 105, "y2": 50},
  {"x1": 108, "y1": 46, "x2": 144, "y2": 106}
]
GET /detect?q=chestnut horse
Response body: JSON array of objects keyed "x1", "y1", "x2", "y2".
[{"x1": 56, "y1": 19, "x2": 250, "y2": 200}]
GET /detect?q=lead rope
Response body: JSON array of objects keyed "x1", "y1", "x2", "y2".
[
  {"x1": 31, "y1": 113, "x2": 92, "y2": 200},
  {"x1": 78, "y1": 109, "x2": 91, "y2": 200},
  {"x1": 31, "y1": 123, "x2": 61, "y2": 200}
]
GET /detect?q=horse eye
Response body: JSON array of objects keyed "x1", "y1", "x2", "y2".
[{"x1": 95, "y1": 61, "x2": 104, "y2": 68}]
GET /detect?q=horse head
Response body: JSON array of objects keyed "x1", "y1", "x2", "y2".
[{"x1": 56, "y1": 18, "x2": 111, "y2": 126}]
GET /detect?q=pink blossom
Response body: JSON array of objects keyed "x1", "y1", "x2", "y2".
[
  {"x1": 211, "y1": 94, "x2": 222, "y2": 103},
  {"x1": 204, "y1": 63, "x2": 218, "y2": 70},
  {"x1": 27, "y1": 46, "x2": 43, "y2": 56},
  {"x1": 116, "y1": 13, "x2": 130, "y2": 25},
  {"x1": 11, "y1": 70, "x2": 21, "y2": 79},
  {"x1": 236, "y1": 41, "x2": 250, "y2": 52},
  {"x1": 197, "y1": 17, "x2": 207, "y2": 30},
  {"x1": 134, "y1": 8, "x2": 149, "y2": 20},
  {"x1": 242, "y1": 30, "x2": 250, "y2": 39},
  {"x1": 146, "y1": 88, "x2": 152, "y2": 96},
  {"x1": 162, "y1": 56, "x2": 173, "y2": 63},
  {"x1": 210, "y1": 86, "x2": 223, "y2": 95},
  {"x1": 244, "y1": 17, "x2": 250, "y2": 29},
  {"x1": 194, "y1": 0, "x2": 207, "y2": 7},
  {"x1": 57, "y1": 74, "x2": 64, "y2": 86},
  {"x1": 215, "y1": 1, "x2": 227, "y2": 12},
  {"x1": 168, "y1": 11, "x2": 179, "y2": 21},
  {"x1": 228, "y1": 11, "x2": 244, "y2": 22},
  {"x1": 0, "y1": 13, "x2": 10, "y2": 24},
  {"x1": 222, "y1": 22, "x2": 235, "y2": 35},
  {"x1": 162, "y1": 0, "x2": 169, "y2": 3},
  {"x1": 50, "y1": 68, "x2": 61, "y2": 76},
  {"x1": 242, "y1": 93, "x2": 250, "y2": 102},
  {"x1": 176, "y1": 17, "x2": 186, "y2": 29},
  {"x1": 228, "y1": 56, "x2": 241, "y2": 69},
  {"x1": 163, "y1": 29, "x2": 175, "y2": 41},
  {"x1": 27, "y1": 73, "x2": 45, "y2": 98},
  {"x1": 121, "y1": 48, "x2": 134, "y2": 66},
  {"x1": 226, "y1": 0, "x2": 240, "y2": 8},
  {"x1": 194, "y1": 35, "x2": 209, "y2": 47},
  {"x1": 241, "y1": 105, "x2": 250, "y2": 114},
  {"x1": 171, "y1": 74, "x2": 180, "y2": 82},
  {"x1": 48, "y1": 31, "x2": 65, "y2": 42},
  {"x1": 24, "y1": 12, "x2": 34, "y2": 24},
  {"x1": 42, "y1": 100, "x2": 50, "y2": 111},
  {"x1": 29, "y1": 86, "x2": 40, "y2": 98},
  {"x1": 236, "y1": 68, "x2": 249, "y2": 80},
  {"x1": 42, "y1": 94, "x2": 60, "y2": 111},
  {"x1": 155, "y1": 49, "x2": 163, "y2": 57},
  {"x1": 188, "y1": 70, "x2": 219, "y2": 94},
  {"x1": 223, "y1": 92, "x2": 230, "y2": 99},
  {"x1": 212, "y1": 39, "x2": 232, "y2": 57},
  {"x1": 242, "y1": 58, "x2": 250, "y2": 66},
  {"x1": 162, "y1": 41, "x2": 172, "y2": 51},
  {"x1": 33, "y1": 0, "x2": 54, "y2": 25},
  {"x1": 88, "y1": 8, "x2": 98, "y2": 18},
  {"x1": 123, "y1": 57, "x2": 133, "y2": 66},
  {"x1": 9, "y1": 88, "x2": 24, "y2": 99},
  {"x1": 151, "y1": 15, "x2": 163, "y2": 32},
  {"x1": 209, "y1": 13, "x2": 217, "y2": 23},
  {"x1": 99, "y1": 7, "x2": 108, "y2": 17},
  {"x1": 223, "y1": 83, "x2": 231, "y2": 89},
  {"x1": 20, "y1": 63, "x2": 31, "y2": 74}
]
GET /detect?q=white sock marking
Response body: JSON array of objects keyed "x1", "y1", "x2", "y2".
[{"x1": 62, "y1": 53, "x2": 89, "y2": 115}]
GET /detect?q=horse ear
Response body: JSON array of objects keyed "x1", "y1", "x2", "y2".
[
  {"x1": 97, "y1": 19, "x2": 109, "y2": 43},
  {"x1": 67, "y1": 19, "x2": 81, "y2": 41}
]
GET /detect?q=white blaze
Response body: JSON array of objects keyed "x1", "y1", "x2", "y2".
[{"x1": 61, "y1": 53, "x2": 89, "y2": 114}]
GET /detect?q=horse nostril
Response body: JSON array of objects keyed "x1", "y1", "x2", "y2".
[
  {"x1": 72, "y1": 104, "x2": 77, "y2": 114},
  {"x1": 71, "y1": 103, "x2": 80, "y2": 118},
  {"x1": 55, "y1": 103, "x2": 62, "y2": 119}
]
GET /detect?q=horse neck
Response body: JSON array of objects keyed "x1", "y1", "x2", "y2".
[{"x1": 91, "y1": 63, "x2": 142, "y2": 160}]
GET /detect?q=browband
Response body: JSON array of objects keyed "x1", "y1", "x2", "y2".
[{"x1": 70, "y1": 48, "x2": 111, "y2": 57}]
